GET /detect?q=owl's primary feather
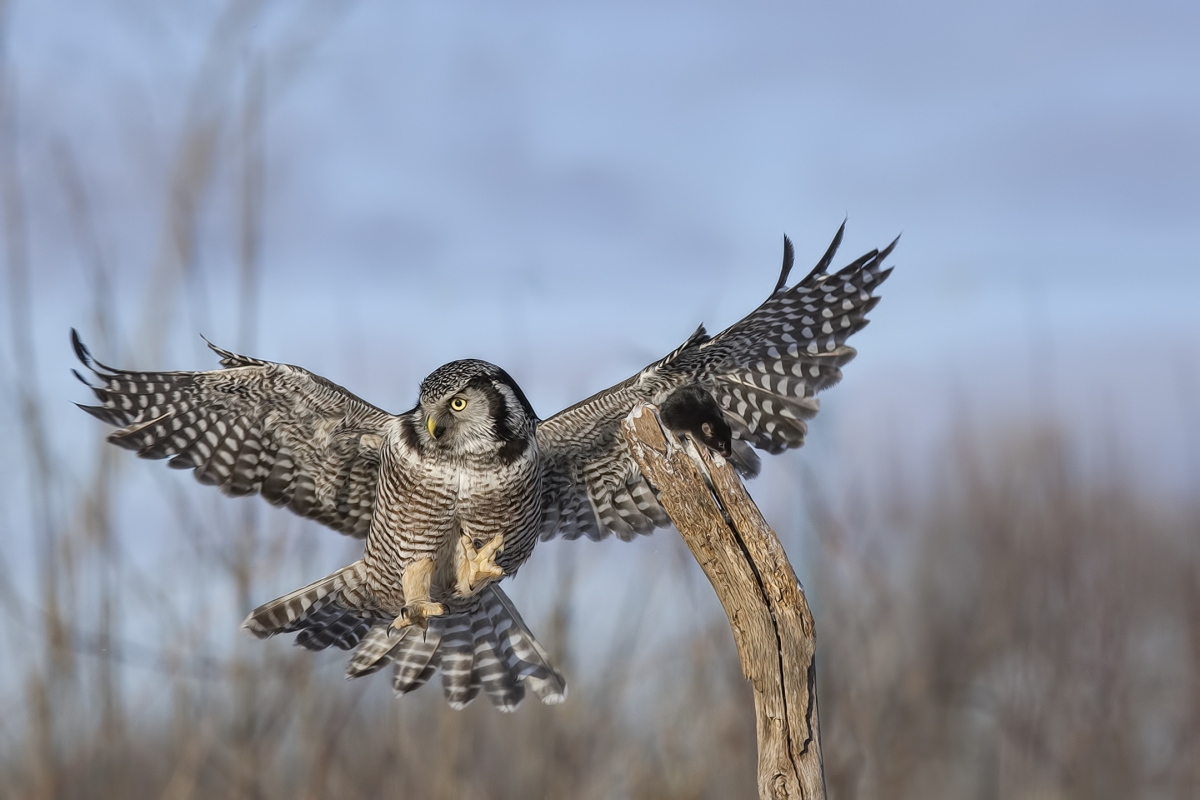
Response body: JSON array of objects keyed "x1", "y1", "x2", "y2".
[{"x1": 74, "y1": 223, "x2": 895, "y2": 710}]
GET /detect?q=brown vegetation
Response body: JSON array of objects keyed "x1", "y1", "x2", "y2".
[{"x1": 3, "y1": 371, "x2": 1197, "y2": 799}]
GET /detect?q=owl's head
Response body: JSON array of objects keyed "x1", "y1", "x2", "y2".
[{"x1": 416, "y1": 359, "x2": 538, "y2": 461}]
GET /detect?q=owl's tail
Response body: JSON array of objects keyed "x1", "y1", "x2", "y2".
[
  {"x1": 242, "y1": 566, "x2": 566, "y2": 712},
  {"x1": 345, "y1": 586, "x2": 567, "y2": 712}
]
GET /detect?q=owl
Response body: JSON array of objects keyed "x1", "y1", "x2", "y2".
[{"x1": 74, "y1": 223, "x2": 895, "y2": 710}]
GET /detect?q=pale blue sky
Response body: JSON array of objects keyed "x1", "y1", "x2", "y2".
[{"x1": 4, "y1": 0, "x2": 1199, "y2": 527}]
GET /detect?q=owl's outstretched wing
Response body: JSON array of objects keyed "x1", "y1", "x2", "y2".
[
  {"x1": 72, "y1": 331, "x2": 394, "y2": 538},
  {"x1": 537, "y1": 223, "x2": 896, "y2": 542}
]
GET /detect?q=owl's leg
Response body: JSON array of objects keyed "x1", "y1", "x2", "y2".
[
  {"x1": 455, "y1": 534, "x2": 505, "y2": 596},
  {"x1": 390, "y1": 558, "x2": 445, "y2": 635}
]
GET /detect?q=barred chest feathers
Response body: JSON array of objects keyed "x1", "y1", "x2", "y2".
[{"x1": 362, "y1": 361, "x2": 545, "y2": 613}]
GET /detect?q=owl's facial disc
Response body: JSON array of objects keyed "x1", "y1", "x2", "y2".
[
  {"x1": 422, "y1": 386, "x2": 495, "y2": 449},
  {"x1": 426, "y1": 393, "x2": 471, "y2": 439}
]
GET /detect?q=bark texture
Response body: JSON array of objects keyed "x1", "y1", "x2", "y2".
[{"x1": 622, "y1": 404, "x2": 824, "y2": 800}]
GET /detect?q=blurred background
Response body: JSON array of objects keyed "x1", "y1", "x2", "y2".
[{"x1": 1, "y1": 1, "x2": 1198, "y2": 797}]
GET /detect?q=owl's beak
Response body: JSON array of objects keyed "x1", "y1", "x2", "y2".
[{"x1": 427, "y1": 415, "x2": 444, "y2": 439}]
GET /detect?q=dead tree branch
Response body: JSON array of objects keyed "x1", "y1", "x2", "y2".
[{"x1": 623, "y1": 403, "x2": 825, "y2": 800}]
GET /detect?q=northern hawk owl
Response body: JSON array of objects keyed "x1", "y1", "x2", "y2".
[{"x1": 74, "y1": 223, "x2": 895, "y2": 711}]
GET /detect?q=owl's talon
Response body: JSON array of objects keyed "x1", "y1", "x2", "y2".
[
  {"x1": 391, "y1": 601, "x2": 445, "y2": 634},
  {"x1": 457, "y1": 533, "x2": 505, "y2": 595}
]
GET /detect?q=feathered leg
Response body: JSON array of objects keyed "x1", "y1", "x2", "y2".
[{"x1": 390, "y1": 557, "x2": 445, "y2": 635}]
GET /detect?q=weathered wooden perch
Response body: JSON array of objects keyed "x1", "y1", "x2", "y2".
[{"x1": 622, "y1": 403, "x2": 824, "y2": 800}]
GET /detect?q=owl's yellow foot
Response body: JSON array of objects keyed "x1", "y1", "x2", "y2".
[
  {"x1": 391, "y1": 600, "x2": 446, "y2": 634},
  {"x1": 456, "y1": 534, "x2": 505, "y2": 595},
  {"x1": 389, "y1": 557, "x2": 445, "y2": 635}
]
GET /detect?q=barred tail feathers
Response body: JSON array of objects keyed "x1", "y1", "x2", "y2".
[
  {"x1": 483, "y1": 585, "x2": 566, "y2": 704},
  {"x1": 345, "y1": 586, "x2": 565, "y2": 711},
  {"x1": 243, "y1": 565, "x2": 564, "y2": 711}
]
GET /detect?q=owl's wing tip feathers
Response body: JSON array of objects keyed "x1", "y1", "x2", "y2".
[
  {"x1": 70, "y1": 328, "x2": 124, "y2": 376},
  {"x1": 881, "y1": 232, "x2": 901, "y2": 260},
  {"x1": 772, "y1": 218, "x2": 850, "y2": 294},
  {"x1": 200, "y1": 334, "x2": 246, "y2": 367},
  {"x1": 70, "y1": 328, "x2": 90, "y2": 366},
  {"x1": 773, "y1": 234, "x2": 796, "y2": 294},
  {"x1": 811, "y1": 219, "x2": 847, "y2": 279}
]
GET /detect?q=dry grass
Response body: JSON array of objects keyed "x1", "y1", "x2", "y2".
[
  {"x1": 1, "y1": 396, "x2": 1195, "y2": 799},
  {"x1": 815, "y1": 429, "x2": 1200, "y2": 799}
]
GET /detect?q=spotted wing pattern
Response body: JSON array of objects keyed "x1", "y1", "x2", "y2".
[
  {"x1": 72, "y1": 331, "x2": 394, "y2": 538},
  {"x1": 537, "y1": 223, "x2": 896, "y2": 541}
]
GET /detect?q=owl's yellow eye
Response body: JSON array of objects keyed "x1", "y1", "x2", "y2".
[{"x1": 449, "y1": 396, "x2": 467, "y2": 412}]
